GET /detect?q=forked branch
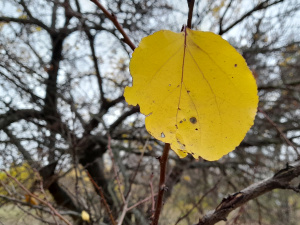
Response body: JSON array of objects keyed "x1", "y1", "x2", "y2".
[{"x1": 197, "y1": 160, "x2": 300, "y2": 225}]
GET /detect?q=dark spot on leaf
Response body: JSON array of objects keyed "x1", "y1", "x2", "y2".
[
  {"x1": 190, "y1": 117, "x2": 197, "y2": 124},
  {"x1": 234, "y1": 64, "x2": 237, "y2": 67},
  {"x1": 232, "y1": 77, "x2": 234, "y2": 78},
  {"x1": 175, "y1": 124, "x2": 178, "y2": 129},
  {"x1": 180, "y1": 120, "x2": 183, "y2": 123},
  {"x1": 177, "y1": 85, "x2": 180, "y2": 88},
  {"x1": 178, "y1": 107, "x2": 181, "y2": 110},
  {"x1": 195, "y1": 128, "x2": 198, "y2": 131},
  {"x1": 169, "y1": 84, "x2": 171, "y2": 86},
  {"x1": 187, "y1": 90, "x2": 190, "y2": 93}
]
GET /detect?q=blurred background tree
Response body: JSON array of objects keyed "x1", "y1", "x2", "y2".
[{"x1": 0, "y1": 0, "x2": 299, "y2": 224}]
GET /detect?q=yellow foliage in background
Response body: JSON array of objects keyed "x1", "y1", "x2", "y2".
[{"x1": 0, "y1": 163, "x2": 35, "y2": 195}]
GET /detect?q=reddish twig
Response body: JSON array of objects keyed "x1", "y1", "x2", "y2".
[
  {"x1": 117, "y1": 191, "x2": 131, "y2": 225},
  {"x1": 127, "y1": 192, "x2": 158, "y2": 212},
  {"x1": 87, "y1": 171, "x2": 117, "y2": 225},
  {"x1": 151, "y1": 143, "x2": 171, "y2": 225},
  {"x1": 258, "y1": 107, "x2": 300, "y2": 158},
  {"x1": 126, "y1": 138, "x2": 148, "y2": 199},
  {"x1": 90, "y1": 0, "x2": 136, "y2": 51},
  {"x1": 149, "y1": 173, "x2": 155, "y2": 216},
  {"x1": 187, "y1": 0, "x2": 195, "y2": 29},
  {"x1": 3, "y1": 170, "x2": 73, "y2": 225},
  {"x1": 34, "y1": 169, "x2": 58, "y2": 223}
]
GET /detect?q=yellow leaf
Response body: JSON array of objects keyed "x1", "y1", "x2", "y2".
[
  {"x1": 124, "y1": 28, "x2": 258, "y2": 161},
  {"x1": 81, "y1": 210, "x2": 90, "y2": 222},
  {"x1": 25, "y1": 194, "x2": 39, "y2": 205},
  {"x1": 0, "y1": 22, "x2": 8, "y2": 31},
  {"x1": 147, "y1": 145, "x2": 153, "y2": 151},
  {"x1": 183, "y1": 175, "x2": 191, "y2": 182},
  {"x1": 18, "y1": 14, "x2": 28, "y2": 19}
]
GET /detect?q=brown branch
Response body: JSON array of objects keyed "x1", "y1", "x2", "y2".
[
  {"x1": 218, "y1": 0, "x2": 233, "y2": 34},
  {"x1": 86, "y1": 171, "x2": 117, "y2": 225},
  {"x1": 219, "y1": 0, "x2": 284, "y2": 35},
  {"x1": 0, "y1": 109, "x2": 41, "y2": 130},
  {"x1": 90, "y1": 0, "x2": 136, "y2": 51},
  {"x1": 187, "y1": 0, "x2": 195, "y2": 29},
  {"x1": 3, "y1": 128, "x2": 34, "y2": 163},
  {"x1": 3, "y1": 171, "x2": 73, "y2": 225},
  {"x1": 108, "y1": 106, "x2": 140, "y2": 133},
  {"x1": 0, "y1": 16, "x2": 51, "y2": 33},
  {"x1": 85, "y1": 30, "x2": 106, "y2": 103},
  {"x1": 258, "y1": 107, "x2": 300, "y2": 158},
  {"x1": 196, "y1": 160, "x2": 300, "y2": 225},
  {"x1": 151, "y1": 143, "x2": 171, "y2": 225}
]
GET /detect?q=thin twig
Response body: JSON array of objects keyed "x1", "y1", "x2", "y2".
[
  {"x1": 107, "y1": 135, "x2": 126, "y2": 204},
  {"x1": 149, "y1": 173, "x2": 155, "y2": 216},
  {"x1": 34, "y1": 170, "x2": 58, "y2": 224},
  {"x1": 117, "y1": 191, "x2": 131, "y2": 225},
  {"x1": 2, "y1": 170, "x2": 73, "y2": 225},
  {"x1": 87, "y1": 171, "x2": 116, "y2": 225},
  {"x1": 151, "y1": 143, "x2": 171, "y2": 225},
  {"x1": 175, "y1": 179, "x2": 221, "y2": 225},
  {"x1": 187, "y1": 0, "x2": 195, "y2": 29},
  {"x1": 258, "y1": 107, "x2": 300, "y2": 158},
  {"x1": 118, "y1": 139, "x2": 149, "y2": 224},
  {"x1": 219, "y1": 0, "x2": 284, "y2": 34},
  {"x1": 90, "y1": 0, "x2": 136, "y2": 51},
  {"x1": 126, "y1": 138, "x2": 148, "y2": 199},
  {"x1": 0, "y1": 194, "x2": 81, "y2": 217},
  {"x1": 127, "y1": 193, "x2": 158, "y2": 212}
]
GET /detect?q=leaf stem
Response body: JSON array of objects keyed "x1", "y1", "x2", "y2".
[
  {"x1": 187, "y1": 0, "x2": 195, "y2": 29},
  {"x1": 151, "y1": 143, "x2": 171, "y2": 225}
]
